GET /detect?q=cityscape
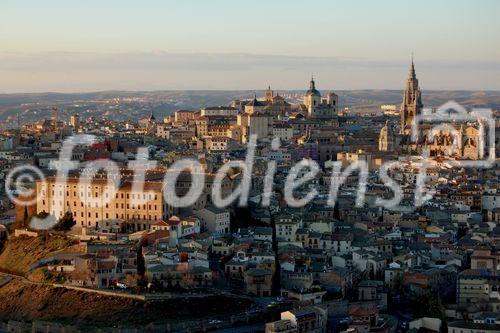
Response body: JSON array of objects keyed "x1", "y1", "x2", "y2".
[{"x1": 0, "y1": 1, "x2": 499, "y2": 333}]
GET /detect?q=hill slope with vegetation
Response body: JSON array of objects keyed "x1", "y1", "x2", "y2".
[{"x1": 0, "y1": 235, "x2": 77, "y2": 275}]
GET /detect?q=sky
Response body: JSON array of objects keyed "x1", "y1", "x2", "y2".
[{"x1": 0, "y1": 0, "x2": 499, "y2": 92}]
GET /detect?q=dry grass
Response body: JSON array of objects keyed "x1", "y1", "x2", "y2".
[{"x1": 0, "y1": 235, "x2": 77, "y2": 274}]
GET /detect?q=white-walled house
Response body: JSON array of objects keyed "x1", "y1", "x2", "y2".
[{"x1": 194, "y1": 206, "x2": 230, "y2": 235}]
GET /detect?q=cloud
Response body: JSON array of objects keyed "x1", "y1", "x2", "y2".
[{"x1": 0, "y1": 51, "x2": 499, "y2": 92}]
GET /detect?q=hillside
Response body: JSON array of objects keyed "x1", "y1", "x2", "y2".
[
  {"x1": 0, "y1": 279, "x2": 253, "y2": 327},
  {"x1": 0, "y1": 235, "x2": 78, "y2": 275},
  {"x1": 0, "y1": 90, "x2": 498, "y2": 127}
]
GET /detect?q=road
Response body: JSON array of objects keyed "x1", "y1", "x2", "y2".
[{"x1": 212, "y1": 323, "x2": 264, "y2": 333}]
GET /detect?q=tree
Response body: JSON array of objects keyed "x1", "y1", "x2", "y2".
[
  {"x1": 137, "y1": 242, "x2": 145, "y2": 276},
  {"x1": 23, "y1": 206, "x2": 28, "y2": 228},
  {"x1": 54, "y1": 211, "x2": 76, "y2": 231},
  {"x1": 136, "y1": 240, "x2": 147, "y2": 289}
]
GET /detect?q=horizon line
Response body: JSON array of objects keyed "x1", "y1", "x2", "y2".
[{"x1": 2, "y1": 88, "x2": 500, "y2": 95}]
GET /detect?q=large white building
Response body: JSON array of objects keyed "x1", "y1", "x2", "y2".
[{"x1": 237, "y1": 110, "x2": 272, "y2": 143}]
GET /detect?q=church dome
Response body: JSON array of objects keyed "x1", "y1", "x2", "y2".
[
  {"x1": 306, "y1": 88, "x2": 321, "y2": 97},
  {"x1": 306, "y1": 77, "x2": 321, "y2": 97}
]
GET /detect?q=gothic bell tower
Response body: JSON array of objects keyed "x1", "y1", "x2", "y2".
[
  {"x1": 265, "y1": 85, "x2": 274, "y2": 102},
  {"x1": 400, "y1": 58, "x2": 423, "y2": 135}
]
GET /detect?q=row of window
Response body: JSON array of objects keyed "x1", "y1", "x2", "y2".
[
  {"x1": 42, "y1": 190, "x2": 159, "y2": 201},
  {"x1": 72, "y1": 211, "x2": 160, "y2": 221},
  {"x1": 42, "y1": 200, "x2": 158, "y2": 211}
]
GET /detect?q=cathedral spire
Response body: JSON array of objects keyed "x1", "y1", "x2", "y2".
[
  {"x1": 400, "y1": 57, "x2": 423, "y2": 135},
  {"x1": 409, "y1": 53, "x2": 416, "y2": 78}
]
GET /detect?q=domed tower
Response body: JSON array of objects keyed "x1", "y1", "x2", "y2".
[{"x1": 304, "y1": 76, "x2": 322, "y2": 117}]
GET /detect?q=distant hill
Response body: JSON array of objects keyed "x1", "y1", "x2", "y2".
[{"x1": 0, "y1": 90, "x2": 498, "y2": 126}]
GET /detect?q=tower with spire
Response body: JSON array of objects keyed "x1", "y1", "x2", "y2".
[
  {"x1": 146, "y1": 109, "x2": 157, "y2": 136},
  {"x1": 265, "y1": 85, "x2": 274, "y2": 102},
  {"x1": 149, "y1": 110, "x2": 156, "y2": 122},
  {"x1": 400, "y1": 56, "x2": 423, "y2": 135}
]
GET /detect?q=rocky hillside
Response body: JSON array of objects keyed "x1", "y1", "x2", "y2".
[{"x1": 0, "y1": 279, "x2": 253, "y2": 327}]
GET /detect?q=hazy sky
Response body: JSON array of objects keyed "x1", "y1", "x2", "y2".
[{"x1": 1, "y1": 0, "x2": 499, "y2": 92}]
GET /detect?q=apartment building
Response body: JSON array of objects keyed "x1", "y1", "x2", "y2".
[{"x1": 36, "y1": 177, "x2": 166, "y2": 231}]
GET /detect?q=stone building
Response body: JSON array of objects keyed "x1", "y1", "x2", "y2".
[
  {"x1": 378, "y1": 120, "x2": 395, "y2": 151},
  {"x1": 36, "y1": 177, "x2": 165, "y2": 232}
]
